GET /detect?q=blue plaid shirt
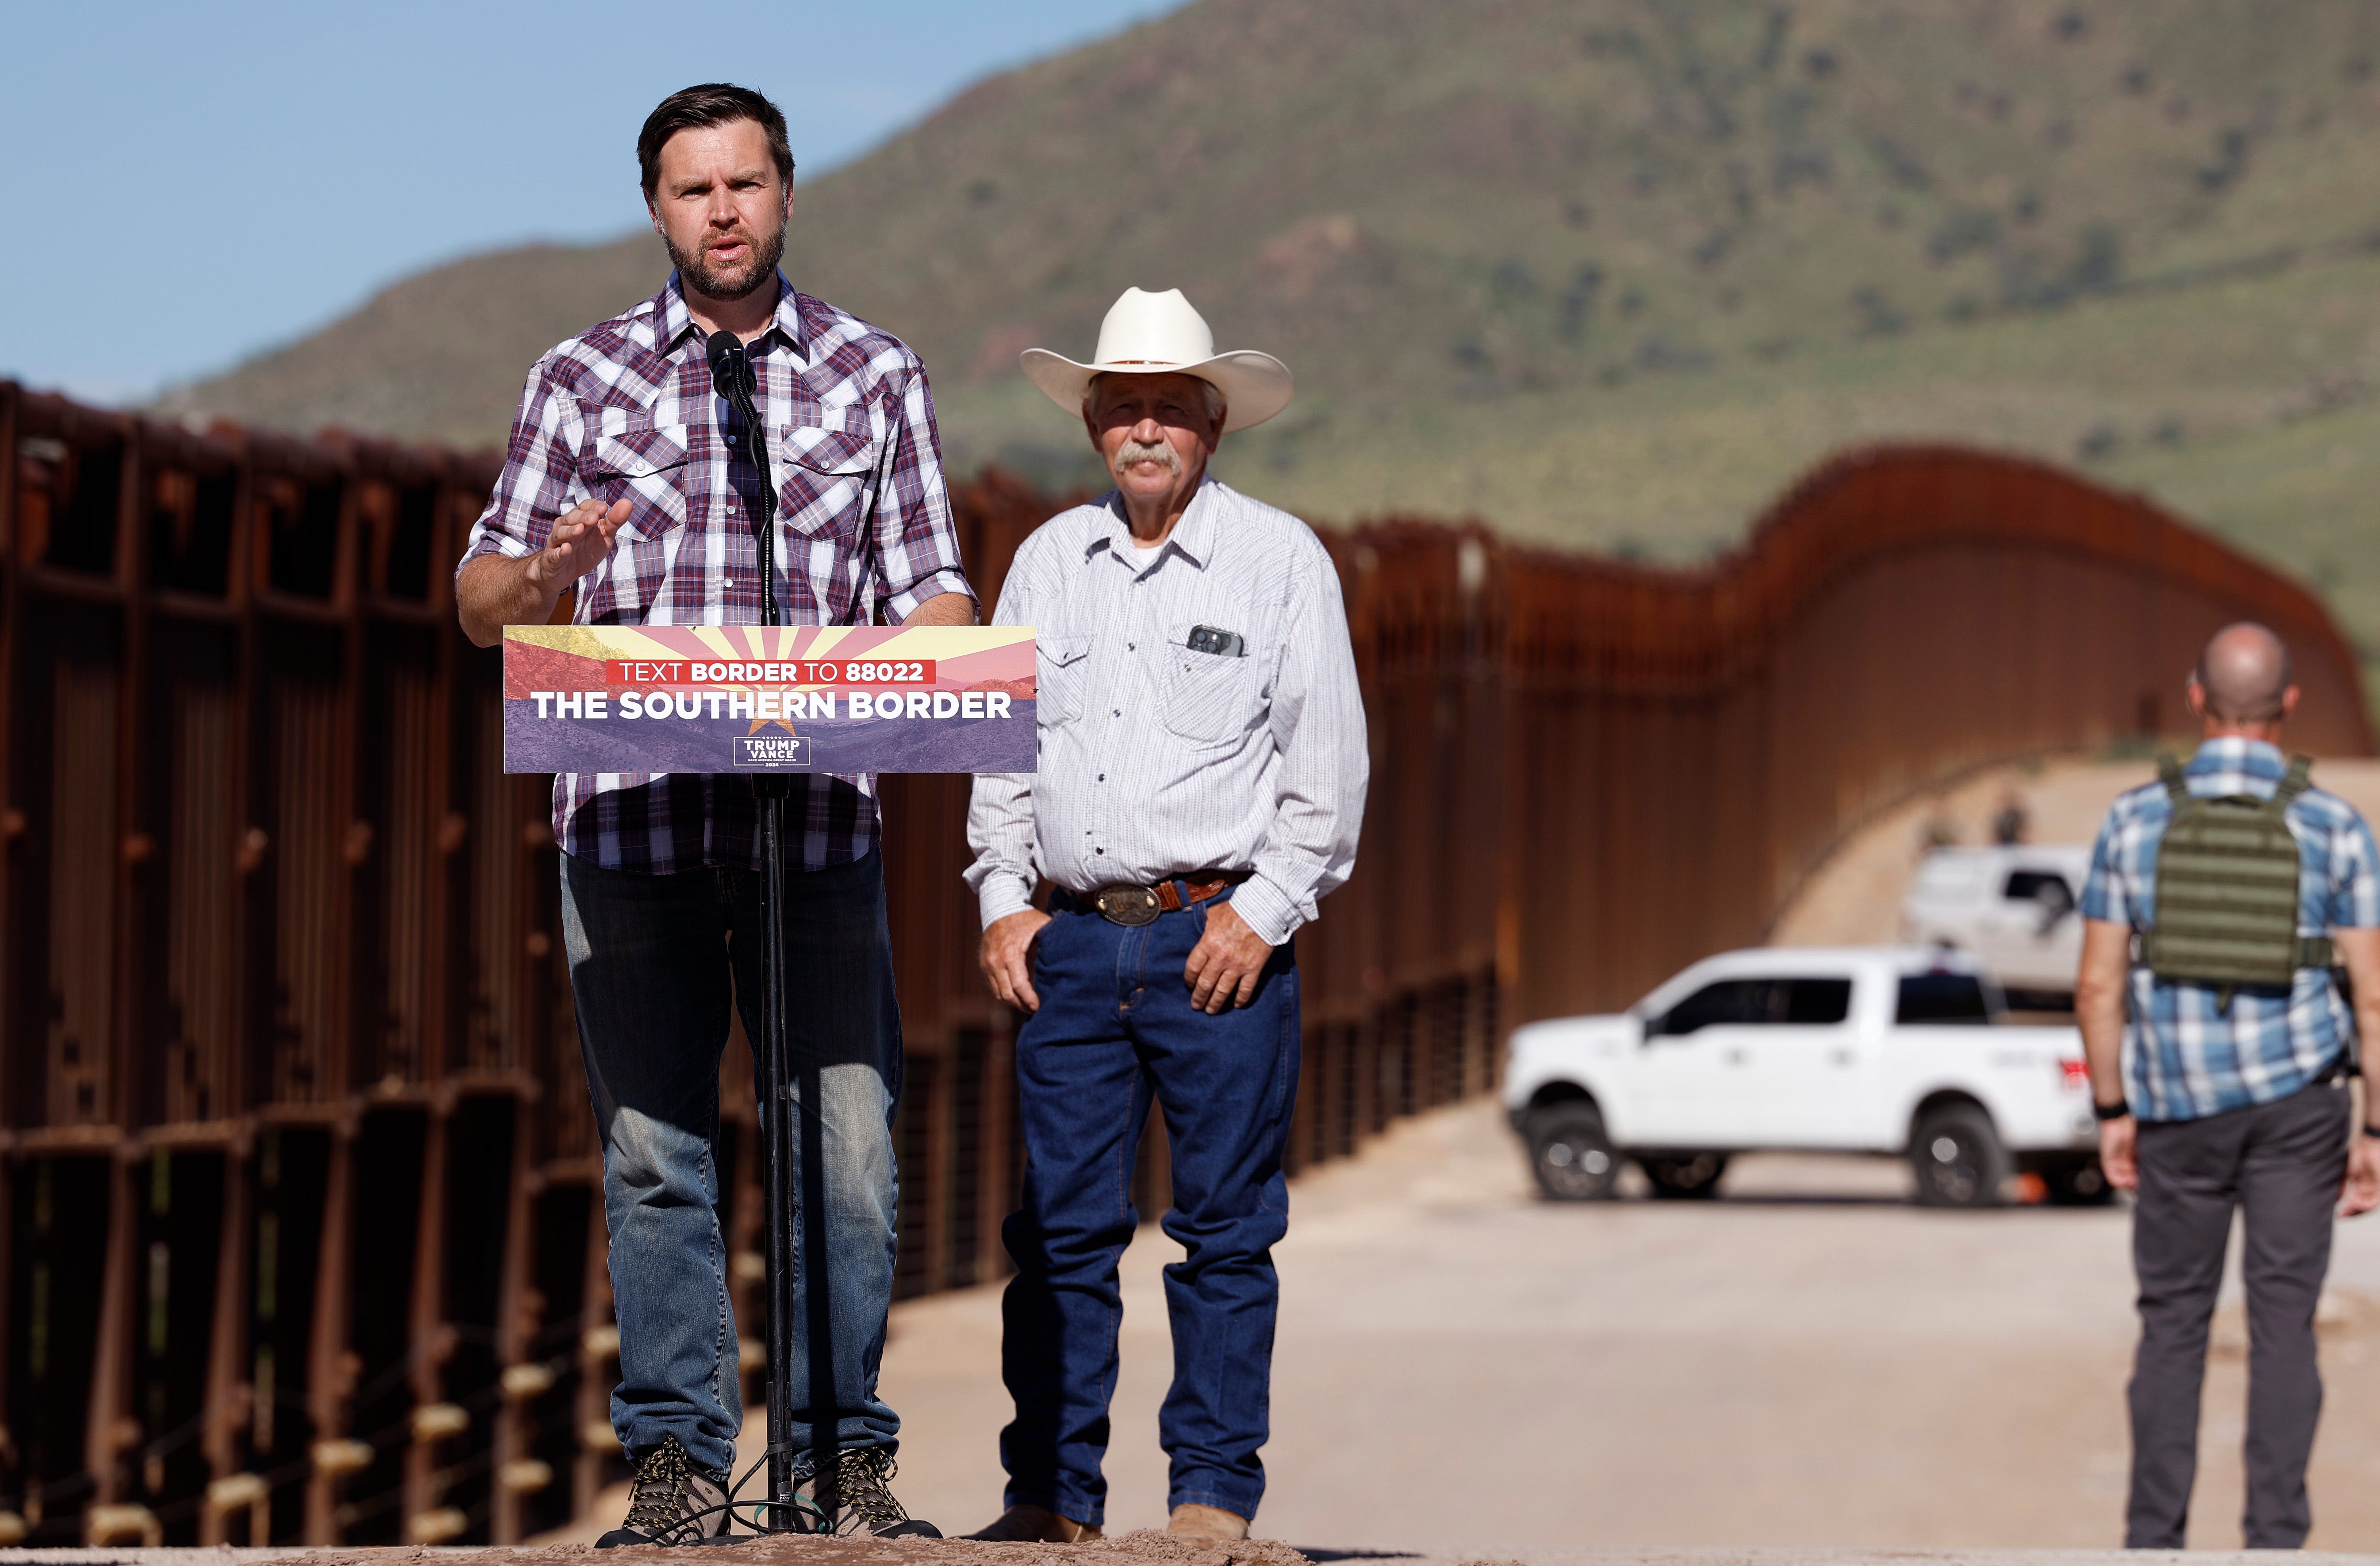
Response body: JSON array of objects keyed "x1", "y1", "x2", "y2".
[{"x1": 2081, "y1": 737, "x2": 2380, "y2": 1121}]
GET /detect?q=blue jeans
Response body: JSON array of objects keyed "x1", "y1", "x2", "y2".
[
  {"x1": 560, "y1": 845, "x2": 903, "y2": 1477},
  {"x1": 999, "y1": 888, "x2": 1300, "y2": 1525}
]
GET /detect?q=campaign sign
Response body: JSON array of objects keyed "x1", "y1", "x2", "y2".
[{"x1": 502, "y1": 625, "x2": 1036, "y2": 775}]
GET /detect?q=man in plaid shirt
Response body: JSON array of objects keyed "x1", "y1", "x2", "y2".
[
  {"x1": 457, "y1": 83, "x2": 971, "y2": 1543},
  {"x1": 2077, "y1": 623, "x2": 2380, "y2": 1549}
]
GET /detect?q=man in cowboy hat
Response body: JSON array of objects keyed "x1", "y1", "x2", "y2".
[{"x1": 963, "y1": 287, "x2": 1369, "y2": 1543}]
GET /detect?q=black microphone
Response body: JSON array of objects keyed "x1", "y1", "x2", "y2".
[{"x1": 704, "y1": 329, "x2": 749, "y2": 402}]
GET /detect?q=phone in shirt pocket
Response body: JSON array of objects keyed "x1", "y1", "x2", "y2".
[
  {"x1": 1162, "y1": 621, "x2": 1263, "y2": 746},
  {"x1": 1186, "y1": 624, "x2": 1244, "y2": 658}
]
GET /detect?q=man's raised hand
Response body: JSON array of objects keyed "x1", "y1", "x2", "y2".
[
  {"x1": 530, "y1": 497, "x2": 631, "y2": 595},
  {"x1": 455, "y1": 495, "x2": 632, "y2": 646}
]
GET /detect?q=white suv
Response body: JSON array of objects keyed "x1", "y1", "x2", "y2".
[
  {"x1": 1899, "y1": 845, "x2": 2093, "y2": 1002},
  {"x1": 1503, "y1": 946, "x2": 2103, "y2": 1207}
]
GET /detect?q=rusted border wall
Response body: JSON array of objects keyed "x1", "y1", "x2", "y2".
[
  {"x1": 0, "y1": 386, "x2": 2365, "y2": 1547},
  {"x1": 1484, "y1": 446, "x2": 2371, "y2": 1025}
]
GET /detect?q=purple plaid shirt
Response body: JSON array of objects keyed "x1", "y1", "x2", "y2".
[{"x1": 460, "y1": 271, "x2": 973, "y2": 874}]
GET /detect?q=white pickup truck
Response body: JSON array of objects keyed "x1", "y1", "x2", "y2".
[
  {"x1": 1503, "y1": 946, "x2": 2105, "y2": 1208},
  {"x1": 1898, "y1": 844, "x2": 2094, "y2": 1002}
]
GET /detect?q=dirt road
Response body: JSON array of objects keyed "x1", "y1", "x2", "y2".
[
  {"x1": 543, "y1": 1099, "x2": 2380, "y2": 1556},
  {"x1": 547, "y1": 753, "x2": 2380, "y2": 1557}
]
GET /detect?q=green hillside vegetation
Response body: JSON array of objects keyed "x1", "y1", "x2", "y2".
[{"x1": 162, "y1": 0, "x2": 2380, "y2": 659}]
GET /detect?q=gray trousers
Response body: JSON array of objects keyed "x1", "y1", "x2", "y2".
[{"x1": 2126, "y1": 1078, "x2": 2350, "y2": 1549}]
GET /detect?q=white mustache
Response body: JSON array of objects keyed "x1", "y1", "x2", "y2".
[{"x1": 1113, "y1": 439, "x2": 1181, "y2": 475}]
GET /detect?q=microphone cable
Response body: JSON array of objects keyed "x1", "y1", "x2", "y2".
[{"x1": 704, "y1": 330, "x2": 779, "y2": 627}]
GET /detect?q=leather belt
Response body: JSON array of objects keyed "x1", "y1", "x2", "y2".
[{"x1": 1086, "y1": 870, "x2": 1251, "y2": 927}]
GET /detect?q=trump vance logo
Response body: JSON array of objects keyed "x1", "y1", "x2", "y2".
[{"x1": 735, "y1": 735, "x2": 812, "y2": 769}]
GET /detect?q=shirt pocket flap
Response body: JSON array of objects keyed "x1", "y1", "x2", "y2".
[
  {"x1": 589, "y1": 416, "x2": 691, "y2": 480},
  {"x1": 780, "y1": 422, "x2": 877, "y2": 475},
  {"x1": 1033, "y1": 634, "x2": 1093, "y2": 724}
]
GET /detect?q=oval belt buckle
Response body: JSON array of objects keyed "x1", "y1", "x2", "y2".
[{"x1": 1097, "y1": 886, "x2": 1161, "y2": 927}]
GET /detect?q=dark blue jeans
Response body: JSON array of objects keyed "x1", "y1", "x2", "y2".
[
  {"x1": 560, "y1": 845, "x2": 904, "y2": 1478},
  {"x1": 999, "y1": 888, "x2": 1301, "y2": 1526}
]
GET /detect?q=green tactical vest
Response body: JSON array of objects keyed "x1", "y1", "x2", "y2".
[{"x1": 2139, "y1": 752, "x2": 2334, "y2": 994}]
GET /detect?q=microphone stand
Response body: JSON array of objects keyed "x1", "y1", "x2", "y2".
[{"x1": 706, "y1": 333, "x2": 808, "y2": 1533}]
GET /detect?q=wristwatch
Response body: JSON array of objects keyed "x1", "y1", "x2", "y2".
[{"x1": 2093, "y1": 1098, "x2": 2131, "y2": 1122}]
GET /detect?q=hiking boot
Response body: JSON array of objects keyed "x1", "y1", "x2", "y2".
[
  {"x1": 966, "y1": 1502, "x2": 1103, "y2": 1542},
  {"x1": 1168, "y1": 1503, "x2": 1249, "y2": 1542},
  {"x1": 812, "y1": 1445, "x2": 940, "y2": 1538},
  {"x1": 596, "y1": 1436, "x2": 730, "y2": 1547}
]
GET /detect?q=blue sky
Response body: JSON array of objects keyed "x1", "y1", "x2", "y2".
[{"x1": 0, "y1": 0, "x2": 1179, "y2": 403}]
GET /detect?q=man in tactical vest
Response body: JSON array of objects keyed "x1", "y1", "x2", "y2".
[{"x1": 2079, "y1": 622, "x2": 2380, "y2": 1549}]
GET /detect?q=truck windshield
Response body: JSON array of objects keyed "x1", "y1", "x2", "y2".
[{"x1": 1896, "y1": 972, "x2": 1992, "y2": 1025}]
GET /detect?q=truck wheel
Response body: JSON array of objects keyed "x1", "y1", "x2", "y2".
[
  {"x1": 1910, "y1": 1104, "x2": 2008, "y2": 1208},
  {"x1": 1639, "y1": 1152, "x2": 1729, "y2": 1199},
  {"x1": 2041, "y1": 1156, "x2": 2115, "y2": 1207},
  {"x1": 1528, "y1": 1104, "x2": 1620, "y2": 1201}
]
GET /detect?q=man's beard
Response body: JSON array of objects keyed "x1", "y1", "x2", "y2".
[
  {"x1": 664, "y1": 219, "x2": 786, "y2": 302},
  {"x1": 1111, "y1": 438, "x2": 1182, "y2": 481}
]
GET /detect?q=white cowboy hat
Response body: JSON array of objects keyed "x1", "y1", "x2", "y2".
[{"x1": 1020, "y1": 287, "x2": 1293, "y2": 434}]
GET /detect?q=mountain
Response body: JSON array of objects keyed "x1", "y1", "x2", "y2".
[{"x1": 161, "y1": 0, "x2": 2380, "y2": 661}]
